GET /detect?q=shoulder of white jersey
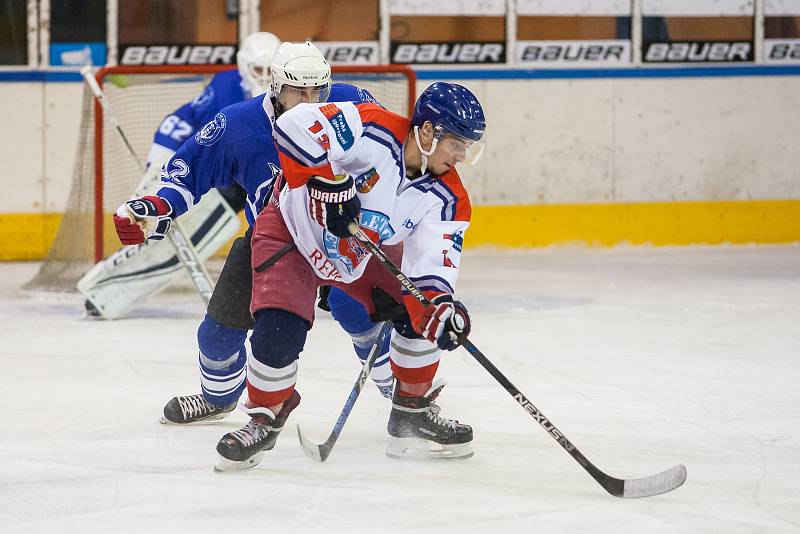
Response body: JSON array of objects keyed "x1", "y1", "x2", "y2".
[
  {"x1": 329, "y1": 83, "x2": 380, "y2": 107},
  {"x1": 414, "y1": 168, "x2": 472, "y2": 223}
]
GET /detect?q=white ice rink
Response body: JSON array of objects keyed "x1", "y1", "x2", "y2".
[{"x1": 1, "y1": 245, "x2": 799, "y2": 533}]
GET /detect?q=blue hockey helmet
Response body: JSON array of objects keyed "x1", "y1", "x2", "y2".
[
  {"x1": 411, "y1": 82, "x2": 485, "y2": 142},
  {"x1": 411, "y1": 83, "x2": 485, "y2": 172}
]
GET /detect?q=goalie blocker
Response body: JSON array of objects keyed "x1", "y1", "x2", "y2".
[{"x1": 78, "y1": 188, "x2": 240, "y2": 319}]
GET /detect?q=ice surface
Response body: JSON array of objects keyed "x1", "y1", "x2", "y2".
[{"x1": 1, "y1": 245, "x2": 799, "y2": 533}]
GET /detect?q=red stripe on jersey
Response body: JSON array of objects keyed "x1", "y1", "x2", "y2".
[
  {"x1": 277, "y1": 150, "x2": 335, "y2": 189},
  {"x1": 439, "y1": 168, "x2": 472, "y2": 222},
  {"x1": 355, "y1": 103, "x2": 410, "y2": 142}
]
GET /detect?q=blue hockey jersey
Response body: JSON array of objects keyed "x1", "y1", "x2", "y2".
[
  {"x1": 152, "y1": 69, "x2": 246, "y2": 153},
  {"x1": 155, "y1": 83, "x2": 379, "y2": 226}
]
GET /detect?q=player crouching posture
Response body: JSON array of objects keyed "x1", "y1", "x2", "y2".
[{"x1": 214, "y1": 82, "x2": 486, "y2": 470}]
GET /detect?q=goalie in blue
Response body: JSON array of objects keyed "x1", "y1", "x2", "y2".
[{"x1": 111, "y1": 41, "x2": 397, "y2": 424}]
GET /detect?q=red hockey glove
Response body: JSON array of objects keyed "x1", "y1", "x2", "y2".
[
  {"x1": 307, "y1": 174, "x2": 361, "y2": 238},
  {"x1": 412, "y1": 294, "x2": 471, "y2": 351},
  {"x1": 113, "y1": 195, "x2": 173, "y2": 245}
]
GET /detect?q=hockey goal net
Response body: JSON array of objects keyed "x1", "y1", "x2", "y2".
[{"x1": 24, "y1": 64, "x2": 417, "y2": 294}]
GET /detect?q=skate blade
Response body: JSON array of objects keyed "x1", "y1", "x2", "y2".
[
  {"x1": 385, "y1": 437, "x2": 474, "y2": 460},
  {"x1": 158, "y1": 412, "x2": 231, "y2": 425},
  {"x1": 213, "y1": 451, "x2": 265, "y2": 472}
]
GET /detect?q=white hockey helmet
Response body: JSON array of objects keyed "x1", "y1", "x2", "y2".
[
  {"x1": 237, "y1": 32, "x2": 282, "y2": 96},
  {"x1": 270, "y1": 41, "x2": 332, "y2": 106}
]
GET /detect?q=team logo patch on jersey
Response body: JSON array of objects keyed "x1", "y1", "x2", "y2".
[
  {"x1": 323, "y1": 234, "x2": 368, "y2": 275},
  {"x1": 355, "y1": 168, "x2": 380, "y2": 193},
  {"x1": 442, "y1": 249, "x2": 456, "y2": 268},
  {"x1": 359, "y1": 209, "x2": 394, "y2": 241},
  {"x1": 195, "y1": 112, "x2": 227, "y2": 146},
  {"x1": 322, "y1": 209, "x2": 393, "y2": 275},
  {"x1": 319, "y1": 104, "x2": 354, "y2": 150},
  {"x1": 444, "y1": 231, "x2": 464, "y2": 252}
]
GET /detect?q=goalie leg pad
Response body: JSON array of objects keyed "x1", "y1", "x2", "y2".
[
  {"x1": 78, "y1": 188, "x2": 240, "y2": 319},
  {"x1": 198, "y1": 314, "x2": 248, "y2": 407}
]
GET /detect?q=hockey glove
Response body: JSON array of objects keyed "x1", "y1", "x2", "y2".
[
  {"x1": 307, "y1": 174, "x2": 361, "y2": 238},
  {"x1": 113, "y1": 195, "x2": 174, "y2": 245},
  {"x1": 413, "y1": 295, "x2": 471, "y2": 351}
]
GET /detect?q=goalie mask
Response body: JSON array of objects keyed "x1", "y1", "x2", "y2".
[
  {"x1": 411, "y1": 82, "x2": 486, "y2": 174},
  {"x1": 270, "y1": 41, "x2": 332, "y2": 115},
  {"x1": 237, "y1": 32, "x2": 282, "y2": 97}
]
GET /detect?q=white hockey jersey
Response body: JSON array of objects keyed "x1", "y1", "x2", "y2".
[{"x1": 273, "y1": 102, "x2": 470, "y2": 302}]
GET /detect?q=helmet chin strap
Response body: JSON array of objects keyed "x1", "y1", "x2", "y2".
[{"x1": 413, "y1": 126, "x2": 439, "y2": 175}]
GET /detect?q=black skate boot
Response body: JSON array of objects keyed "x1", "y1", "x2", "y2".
[
  {"x1": 160, "y1": 394, "x2": 236, "y2": 425},
  {"x1": 214, "y1": 390, "x2": 301, "y2": 472},
  {"x1": 386, "y1": 379, "x2": 473, "y2": 459}
]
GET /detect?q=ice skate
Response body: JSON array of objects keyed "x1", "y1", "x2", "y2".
[
  {"x1": 386, "y1": 379, "x2": 473, "y2": 460},
  {"x1": 214, "y1": 390, "x2": 301, "y2": 472},
  {"x1": 160, "y1": 394, "x2": 236, "y2": 424}
]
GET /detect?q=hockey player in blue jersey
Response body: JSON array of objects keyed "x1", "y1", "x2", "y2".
[
  {"x1": 81, "y1": 32, "x2": 282, "y2": 319},
  {"x1": 146, "y1": 32, "x2": 282, "y2": 174},
  {"x1": 112, "y1": 42, "x2": 397, "y2": 424}
]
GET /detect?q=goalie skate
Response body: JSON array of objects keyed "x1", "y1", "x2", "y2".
[
  {"x1": 160, "y1": 394, "x2": 236, "y2": 425},
  {"x1": 214, "y1": 390, "x2": 301, "y2": 472},
  {"x1": 385, "y1": 379, "x2": 473, "y2": 460}
]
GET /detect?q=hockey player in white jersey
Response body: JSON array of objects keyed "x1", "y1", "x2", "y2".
[
  {"x1": 213, "y1": 82, "x2": 486, "y2": 470},
  {"x1": 80, "y1": 32, "x2": 282, "y2": 319},
  {"x1": 111, "y1": 42, "x2": 396, "y2": 427}
]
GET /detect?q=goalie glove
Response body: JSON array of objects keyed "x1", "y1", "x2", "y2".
[
  {"x1": 113, "y1": 195, "x2": 174, "y2": 245},
  {"x1": 307, "y1": 174, "x2": 361, "y2": 238},
  {"x1": 412, "y1": 294, "x2": 471, "y2": 351}
]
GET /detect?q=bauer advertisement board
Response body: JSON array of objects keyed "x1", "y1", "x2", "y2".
[
  {"x1": 764, "y1": 39, "x2": 800, "y2": 63},
  {"x1": 391, "y1": 42, "x2": 506, "y2": 64},
  {"x1": 119, "y1": 44, "x2": 237, "y2": 65},
  {"x1": 517, "y1": 40, "x2": 630, "y2": 66},
  {"x1": 316, "y1": 42, "x2": 380, "y2": 65}
]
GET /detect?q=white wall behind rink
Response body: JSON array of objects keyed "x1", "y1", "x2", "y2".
[
  {"x1": 452, "y1": 74, "x2": 800, "y2": 205},
  {"x1": 1, "y1": 73, "x2": 798, "y2": 216}
]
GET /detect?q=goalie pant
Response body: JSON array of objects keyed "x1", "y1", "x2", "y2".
[{"x1": 246, "y1": 201, "x2": 440, "y2": 408}]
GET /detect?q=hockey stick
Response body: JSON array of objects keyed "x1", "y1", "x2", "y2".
[
  {"x1": 297, "y1": 320, "x2": 393, "y2": 461},
  {"x1": 81, "y1": 66, "x2": 214, "y2": 305},
  {"x1": 346, "y1": 222, "x2": 686, "y2": 498}
]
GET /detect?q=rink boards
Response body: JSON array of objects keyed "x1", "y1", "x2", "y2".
[{"x1": 1, "y1": 66, "x2": 800, "y2": 258}]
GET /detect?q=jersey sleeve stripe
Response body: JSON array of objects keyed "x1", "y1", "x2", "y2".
[
  {"x1": 363, "y1": 128, "x2": 402, "y2": 172},
  {"x1": 439, "y1": 171, "x2": 472, "y2": 222},
  {"x1": 356, "y1": 103, "x2": 410, "y2": 140},
  {"x1": 273, "y1": 123, "x2": 327, "y2": 167},
  {"x1": 429, "y1": 183, "x2": 457, "y2": 221},
  {"x1": 408, "y1": 274, "x2": 454, "y2": 295}
]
